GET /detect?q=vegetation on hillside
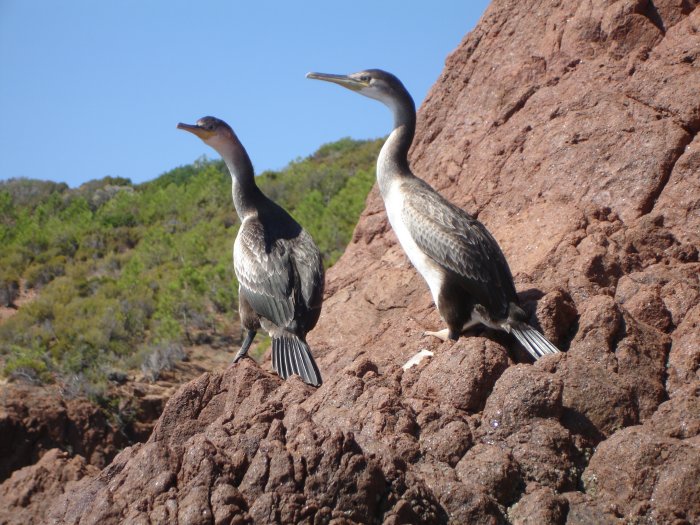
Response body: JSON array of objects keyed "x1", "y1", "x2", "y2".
[{"x1": 0, "y1": 137, "x2": 382, "y2": 399}]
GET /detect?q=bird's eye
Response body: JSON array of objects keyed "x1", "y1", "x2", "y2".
[{"x1": 359, "y1": 74, "x2": 371, "y2": 83}]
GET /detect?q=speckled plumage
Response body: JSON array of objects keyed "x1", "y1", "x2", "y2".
[
  {"x1": 308, "y1": 69, "x2": 559, "y2": 359},
  {"x1": 178, "y1": 116, "x2": 324, "y2": 385}
]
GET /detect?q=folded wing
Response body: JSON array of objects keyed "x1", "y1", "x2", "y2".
[
  {"x1": 402, "y1": 180, "x2": 517, "y2": 319},
  {"x1": 235, "y1": 218, "x2": 296, "y2": 329}
]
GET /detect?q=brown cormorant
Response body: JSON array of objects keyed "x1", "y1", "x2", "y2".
[
  {"x1": 178, "y1": 116, "x2": 324, "y2": 385},
  {"x1": 306, "y1": 70, "x2": 559, "y2": 359}
]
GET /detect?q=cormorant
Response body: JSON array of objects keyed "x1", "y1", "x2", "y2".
[
  {"x1": 306, "y1": 70, "x2": 559, "y2": 359},
  {"x1": 178, "y1": 117, "x2": 324, "y2": 385}
]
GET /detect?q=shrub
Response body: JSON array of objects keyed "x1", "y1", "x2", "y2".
[
  {"x1": 0, "y1": 268, "x2": 20, "y2": 306},
  {"x1": 24, "y1": 256, "x2": 67, "y2": 289},
  {"x1": 3, "y1": 345, "x2": 52, "y2": 384},
  {"x1": 140, "y1": 341, "x2": 186, "y2": 382},
  {"x1": 58, "y1": 371, "x2": 108, "y2": 401}
]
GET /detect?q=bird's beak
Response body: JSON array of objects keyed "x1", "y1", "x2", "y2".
[
  {"x1": 306, "y1": 72, "x2": 366, "y2": 92},
  {"x1": 177, "y1": 122, "x2": 212, "y2": 140}
]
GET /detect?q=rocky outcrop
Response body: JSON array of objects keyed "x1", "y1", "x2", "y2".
[
  {"x1": 0, "y1": 384, "x2": 128, "y2": 482},
  {"x1": 0, "y1": 344, "x2": 234, "y2": 489},
  {"x1": 581, "y1": 384, "x2": 700, "y2": 523},
  {"x1": 7, "y1": 0, "x2": 700, "y2": 523},
  {"x1": 0, "y1": 449, "x2": 99, "y2": 525}
]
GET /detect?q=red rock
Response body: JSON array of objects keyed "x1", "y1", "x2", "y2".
[
  {"x1": 455, "y1": 443, "x2": 522, "y2": 505},
  {"x1": 544, "y1": 355, "x2": 638, "y2": 445},
  {"x1": 505, "y1": 419, "x2": 578, "y2": 492},
  {"x1": 0, "y1": 449, "x2": 98, "y2": 525},
  {"x1": 647, "y1": 383, "x2": 700, "y2": 440},
  {"x1": 508, "y1": 487, "x2": 568, "y2": 525},
  {"x1": 568, "y1": 294, "x2": 623, "y2": 358},
  {"x1": 407, "y1": 338, "x2": 510, "y2": 413},
  {"x1": 480, "y1": 365, "x2": 563, "y2": 438},
  {"x1": 562, "y1": 491, "x2": 622, "y2": 525},
  {"x1": 0, "y1": 384, "x2": 127, "y2": 482},
  {"x1": 531, "y1": 288, "x2": 578, "y2": 349},
  {"x1": 667, "y1": 303, "x2": 700, "y2": 395},
  {"x1": 583, "y1": 424, "x2": 700, "y2": 524}
]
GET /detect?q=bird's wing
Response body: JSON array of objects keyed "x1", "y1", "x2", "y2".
[
  {"x1": 234, "y1": 218, "x2": 295, "y2": 329},
  {"x1": 289, "y1": 227, "x2": 325, "y2": 333},
  {"x1": 291, "y1": 228, "x2": 324, "y2": 310},
  {"x1": 401, "y1": 181, "x2": 517, "y2": 317}
]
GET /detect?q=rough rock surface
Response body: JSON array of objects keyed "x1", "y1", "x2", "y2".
[
  {"x1": 0, "y1": 449, "x2": 99, "y2": 525},
  {"x1": 0, "y1": 343, "x2": 230, "y2": 487},
  {"x1": 0, "y1": 384, "x2": 128, "y2": 482},
  {"x1": 7, "y1": 0, "x2": 700, "y2": 523}
]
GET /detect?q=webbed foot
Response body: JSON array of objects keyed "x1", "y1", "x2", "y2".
[{"x1": 421, "y1": 328, "x2": 451, "y2": 342}]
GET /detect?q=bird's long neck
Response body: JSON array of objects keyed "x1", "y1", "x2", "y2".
[
  {"x1": 377, "y1": 94, "x2": 416, "y2": 197},
  {"x1": 218, "y1": 134, "x2": 262, "y2": 217}
]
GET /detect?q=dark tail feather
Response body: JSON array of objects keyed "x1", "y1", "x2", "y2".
[
  {"x1": 510, "y1": 323, "x2": 561, "y2": 360},
  {"x1": 271, "y1": 334, "x2": 322, "y2": 387}
]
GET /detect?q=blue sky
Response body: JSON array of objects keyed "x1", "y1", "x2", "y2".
[{"x1": 0, "y1": 1, "x2": 490, "y2": 187}]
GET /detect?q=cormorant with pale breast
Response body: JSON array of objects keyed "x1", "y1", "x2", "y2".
[
  {"x1": 306, "y1": 70, "x2": 559, "y2": 359},
  {"x1": 178, "y1": 117, "x2": 324, "y2": 385}
]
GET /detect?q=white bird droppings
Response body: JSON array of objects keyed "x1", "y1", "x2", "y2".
[{"x1": 402, "y1": 349, "x2": 434, "y2": 370}]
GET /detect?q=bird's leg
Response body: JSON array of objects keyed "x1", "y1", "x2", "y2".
[
  {"x1": 422, "y1": 317, "x2": 482, "y2": 342},
  {"x1": 422, "y1": 328, "x2": 451, "y2": 342},
  {"x1": 232, "y1": 329, "x2": 256, "y2": 363}
]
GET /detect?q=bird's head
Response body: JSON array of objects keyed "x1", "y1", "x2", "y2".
[
  {"x1": 306, "y1": 69, "x2": 410, "y2": 111},
  {"x1": 177, "y1": 116, "x2": 235, "y2": 153}
]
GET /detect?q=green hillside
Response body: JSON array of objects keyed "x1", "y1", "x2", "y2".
[{"x1": 0, "y1": 137, "x2": 382, "y2": 397}]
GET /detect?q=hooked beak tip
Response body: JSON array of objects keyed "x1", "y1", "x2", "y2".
[{"x1": 177, "y1": 122, "x2": 207, "y2": 138}]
